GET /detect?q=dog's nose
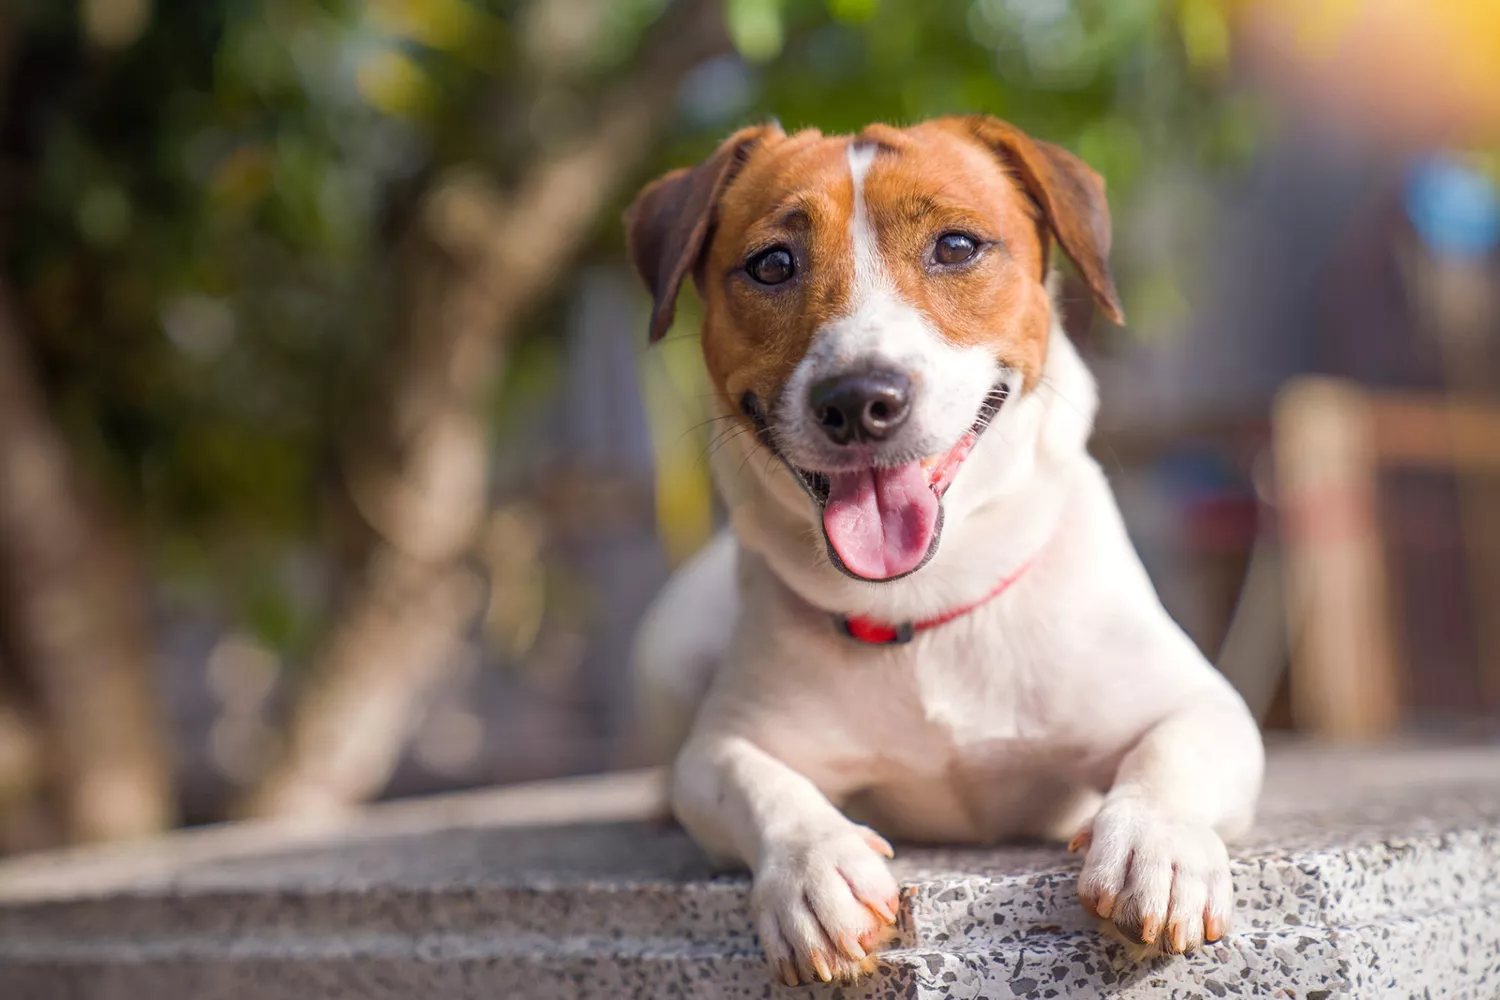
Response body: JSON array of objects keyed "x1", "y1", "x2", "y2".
[{"x1": 809, "y1": 370, "x2": 912, "y2": 445}]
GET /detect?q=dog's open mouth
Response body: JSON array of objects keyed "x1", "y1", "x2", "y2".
[{"x1": 743, "y1": 383, "x2": 1009, "y2": 583}]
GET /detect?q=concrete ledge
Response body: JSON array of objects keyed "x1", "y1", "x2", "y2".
[{"x1": 3, "y1": 744, "x2": 1500, "y2": 998}]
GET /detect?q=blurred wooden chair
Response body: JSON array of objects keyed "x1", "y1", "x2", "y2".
[{"x1": 1273, "y1": 378, "x2": 1500, "y2": 739}]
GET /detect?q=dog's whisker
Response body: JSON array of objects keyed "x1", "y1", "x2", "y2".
[
  {"x1": 701, "y1": 422, "x2": 741, "y2": 450},
  {"x1": 1033, "y1": 373, "x2": 1081, "y2": 414},
  {"x1": 705, "y1": 423, "x2": 751, "y2": 456},
  {"x1": 642, "y1": 333, "x2": 702, "y2": 349},
  {"x1": 738, "y1": 435, "x2": 779, "y2": 479},
  {"x1": 699, "y1": 425, "x2": 755, "y2": 471},
  {"x1": 683, "y1": 413, "x2": 740, "y2": 436},
  {"x1": 675, "y1": 413, "x2": 742, "y2": 450}
]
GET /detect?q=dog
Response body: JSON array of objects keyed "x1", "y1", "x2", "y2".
[{"x1": 624, "y1": 116, "x2": 1264, "y2": 987}]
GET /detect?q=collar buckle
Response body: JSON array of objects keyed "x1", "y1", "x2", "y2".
[{"x1": 835, "y1": 614, "x2": 916, "y2": 645}]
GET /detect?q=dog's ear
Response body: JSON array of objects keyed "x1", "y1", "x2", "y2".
[
  {"x1": 625, "y1": 123, "x2": 782, "y2": 343},
  {"x1": 958, "y1": 116, "x2": 1124, "y2": 325}
]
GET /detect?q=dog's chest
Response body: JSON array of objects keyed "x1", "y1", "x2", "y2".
[
  {"x1": 846, "y1": 720, "x2": 1092, "y2": 843},
  {"x1": 898, "y1": 622, "x2": 1051, "y2": 743},
  {"x1": 834, "y1": 631, "x2": 1093, "y2": 840}
]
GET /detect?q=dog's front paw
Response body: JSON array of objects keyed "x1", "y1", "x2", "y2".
[
  {"x1": 1073, "y1": 796, "x2": 1232, "y2": 955},
  {"x1": 752, "y1": 822, "x2": 901, "y2": 986}
]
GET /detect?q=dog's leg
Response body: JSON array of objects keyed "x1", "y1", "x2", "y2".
[
  {"x1": 674, "y1": 734, "x2": 901, "y2": 986},
  {"x1": 1074, "y1": 693, "x2": 1262, "y2": 955}
]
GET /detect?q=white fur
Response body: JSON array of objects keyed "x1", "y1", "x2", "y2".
[
  {"x1": 630, "y1": 531, "x2": 739, "y2": 763},
  {"x1": 846, "y1": 141, "x2": 881, "y2": 303},
  {"x1": 631, "y1": 153, "x2": 1264, "y2": 986}
]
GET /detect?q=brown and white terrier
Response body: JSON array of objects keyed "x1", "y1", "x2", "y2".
[{"x1": 625, "y1": 117, "x2": 1263, "y2": 986}]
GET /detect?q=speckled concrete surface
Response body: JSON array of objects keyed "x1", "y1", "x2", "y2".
[{"x1": 3, "y1": 743, "x2": 1500, "y2": 999}]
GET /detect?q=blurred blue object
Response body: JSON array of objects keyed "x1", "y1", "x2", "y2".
[
  {"x1": 1156, "y1": 448, "x2": 1238, "y2": 504},
  {"x1": 1403, "y1": 155, "x2": 1500, "y2": 260}
]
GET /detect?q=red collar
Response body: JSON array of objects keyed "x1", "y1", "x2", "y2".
[{"x1": 833, "y1": 557, "x2": 1035, "y2": 645}]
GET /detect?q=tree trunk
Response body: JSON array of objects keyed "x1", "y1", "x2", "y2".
[
  {"x1": 0, "y1": 674, "x2": 54, "y2": 853},
  {"x1": 242, "y1": 0, "x2": 728, "y2": 818},
  {"x1": 0, "y1": 287, "x2": 175, "y2": 842}
]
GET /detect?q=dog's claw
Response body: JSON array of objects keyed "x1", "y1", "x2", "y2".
[
  {"x1": 1077, "y1": 797, "x2": 1234, "y2": 960},
  {"x1": 1068, "y1": 828, "x2": 1092, "y2": 854},
  {"x1": 753, "y1": 823, "x2": 898, "y2": 987},
  {"x1": 860, "y1": 827, "x2": 896, "y2": 859}
]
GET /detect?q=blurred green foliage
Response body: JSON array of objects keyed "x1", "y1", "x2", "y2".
[{"x1": 1, "y1": 0, "x2": 1259, "y2": 651}]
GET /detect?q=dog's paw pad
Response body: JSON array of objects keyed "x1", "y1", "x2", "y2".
[
  {"x1": 753, "y1": 823, "x2": 901, "y2": 985},
  {"x1": 1075, "y1": 797, "x2": 1232, "y2": 957}
]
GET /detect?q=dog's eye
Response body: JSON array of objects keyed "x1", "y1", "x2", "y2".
[
  {"x1": 934, "y1": 232, "x2": 979, "y2": 265},
  {"x1": 747, "y1": 247, "x2": 795, "y2": 285}
]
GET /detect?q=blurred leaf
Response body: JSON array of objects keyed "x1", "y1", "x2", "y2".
[
  {"x1": 1125, "y1": 265, "x2": 1191, "y2": 342},
  {"x1": 82, "y1": 0, "x2": 154, "y2": 50},
  {"x1": 589, "y1": 0, "x2": 672, "y2": 72},
  {"x1": 208, "y1": 145, "x2": 274, "y2": 214},
  {"x1": 1076, "y1": 115, "x2": 1144, "y2": 192},
  {"x1": 75, "y1": 183, "x2": 133, "y2": 247},
  {"x1": 638, "y1": 289, "x2": 715, "y2": 565},
  {"x1": 371, "y1": 0, "x2": 489, "y2": 52},
  {"x1": 826, "y1": 0, "x2": 877, "y2": 24},
  {"x1": 356, "y1": 47, "x2": 440, "y2": 118},
  {"x1": 728, "y1": 0, "x2": 785, "y2": 63},
  {"x1": 1178, "y1": 0, "x2": 1229, "y2": 70}
]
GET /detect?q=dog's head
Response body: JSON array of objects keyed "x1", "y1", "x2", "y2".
[{"x1": 626, "y1": 117, "x2": 1121, "y2": 584}]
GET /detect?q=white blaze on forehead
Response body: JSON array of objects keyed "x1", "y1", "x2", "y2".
[
  {"x1": 770, "y1": 137, "x2": 1001, "y2": 474},
  {"x1": 846, "y1": 141, "x2": 886, "y2": 306}
]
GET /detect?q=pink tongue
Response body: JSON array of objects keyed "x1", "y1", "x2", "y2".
[{"x1": 823, "y1": 463, "x2": 939, "y2": 580}]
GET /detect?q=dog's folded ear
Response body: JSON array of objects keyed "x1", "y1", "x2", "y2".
[
  {"x1": 957, "y1": 116, "x2": 1125, "y2": 326},
  {"x1": 625, "y1": 123, "x2": 783, "y2": 343}
]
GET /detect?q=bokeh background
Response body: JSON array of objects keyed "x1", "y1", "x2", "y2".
[{"x1": 0, "y1": 0, "x2": 1497, "y2": 852}]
